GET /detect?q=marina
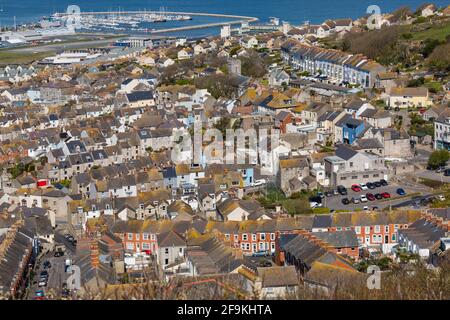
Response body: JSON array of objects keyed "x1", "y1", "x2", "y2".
[{"x1": 50, "y1": 9, "x2": 258, "y2": 35}]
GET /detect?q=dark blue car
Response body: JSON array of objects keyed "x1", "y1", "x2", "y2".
[{"x1": 396, "y1": 188, "x2": 406, "y2": 196}]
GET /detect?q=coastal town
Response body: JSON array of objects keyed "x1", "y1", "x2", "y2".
[{"x1": 0, "y1": 3, "x2": 449, "y2": 300}]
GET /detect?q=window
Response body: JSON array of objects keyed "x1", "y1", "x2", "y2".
[
  {"x1": 234, "y1": 234, "x2": 239, "y2": 242},
  {"x1": 392, "y1": 233, "x2": 396, "y2": 241},
  {"x1": 355, "y1": 226, "x2": 361, "y2": 234},
  {"x1": 260, "y1": 233, "x2": 266, "y2": 241},
  {"x1": 179, "y1": 248, "x2": 183, "y2": 253},
  {"x1": 127, "y1": 233, "x2": 133, "y2": 240},
  {"x1": 143, "y1": 233, "x2": 149, "y2": 241},
  {"x1": 165, "y1": 248, "x2": 169, "y2": 254},
  {"x1": 270, "y1": 233, "x2": 275, "y2": 241},
  {"x1": 142, "y1": 243, "x2": 150, "y2": 250},
  {"x1": 365, "y1": 227, "x2": 370, "y2": 234},
  {"x1": 242, "y1": 234, "x2": 248, "y2": 241},
  {"x1": 135, "y1": 233, "x2": 140, "y2": 241},
  {"x1": 349, "y1": 162, "x2": 353, "y2": 167},
  {"x1": 126, "y1": 243, "x2": 134, "y2": 250},
  {"x1": 252, "y1": 234, "x2": 257, "y2": 241},
  {"x1": 151, "y1": 234, "x2": 156, "y2": 241},
  {"x1": 271, "y1": 242, "x2": 275, "y2": 251},
  {"x1": 252, "y1": 243, "x2": 257, "y2": 252},
  {"x1": 224, "y1": 234, "x2": 230, "y2": 240},
  {"x1": 385, "y1": 226, "x2": 389, "y2": 233}
]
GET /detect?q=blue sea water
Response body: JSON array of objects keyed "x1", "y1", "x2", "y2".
[{"x1": 0, "y1": 0, "x2": 449, "y2": 37}]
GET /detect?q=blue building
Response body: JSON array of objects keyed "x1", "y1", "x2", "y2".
[{"x1": 337, "y1": 114, "x2": 366, "y2": 145}]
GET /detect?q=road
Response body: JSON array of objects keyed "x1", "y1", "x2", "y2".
[
  {"x1": 322, "y1": 183, "x2": 426, "y2": 211},
  {"x1": 415, "y1": 169, "x2": 450, "y2": 183},
  {"x1": 29, "y1": 251, "x2": 70, "y2": 299}
]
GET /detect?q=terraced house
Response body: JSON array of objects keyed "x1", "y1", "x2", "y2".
[{"x1": 285, "y1": 42, "x2": 386, "y2": 88}]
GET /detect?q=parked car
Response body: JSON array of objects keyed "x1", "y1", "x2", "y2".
[
  {"x1": 381, "y1": 192, "x2": 391, "y2": 199},
  {"x1": 310, "y1": 202, "x2": 322, "y2": 209},
  {"x1": 366, "y1": 193, "x2": 376, "y2": 201},
  {"x1": 38, "y1": 280, "x2": 47, "y2": 287},
  {"x1": 373, "y1": 181, "x2": 382, "y2": 188},
  {"x1": 380, "y1": 179, "x2": 388, "y2": 186},
  {"x1": 375, "y1": 193, "x2": 383, "y2": 200},
  {"x1": 351, "y1": 197, "x2": 360, "y2": 204},
  {"x1": 396, "y1": 188, "x2": 406, "y2": 196},
  {"x1": 367, "y1": 182, "x2": 376, "y2": 189},
  {"x1": 333, "y1": 189, "x2": 339, "y2": 196},
  {"x1": 309, "y1": 196, "x2": 322, "y2": 204},
  {"x1": 444, "y1": 169, "x2": 450, "y2": 176},
  {"x1": 337, "y1": 185, "x2": 348, "y2": 195},
  {"x1": 317, "y1": 192, "x2": 325, "y2": 199},
  {"x1": 351, "y1": 184, "x2": 361, "y2": 192},
  {"x1": 325, "y1": 190, "x2": 334, "y2": 197},
  {"x1": 360, "y1": 195, "x2": 368, "y2": 202},
  {"x1": 54, "y1": 251, "x2": 64, "y2": 257},
  {"x1": 360, "y1": 183, "x2": 368, "y2": 190},
  {"x1": 43, "y1": 261, "x2": 51, "y2": 269},
  {"x1": 341, "y1": 198, "x2": 350, "y2": 205},
  {"x1": 35, "y1": 289, "x2": 45, "y2": 297},
  {"x1": 436, "y1": 166, "x2": 446, "y2": 173},
  {"x1": 372, "y1": 206, "x2": 379, "y2": 210},
  {"x1": 363, "y1": 206, "x2": 369, "y2": 211},
  {"x1": 437, "y1": 195, "x2": 446, "y2": 201},
  {"x1": 253, "y1": 179, "x2": 267, "y2": 187}
]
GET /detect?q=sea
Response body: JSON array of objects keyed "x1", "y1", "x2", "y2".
[{"x1": 0, "y1": 0, "x2": 449, "y2": 38}]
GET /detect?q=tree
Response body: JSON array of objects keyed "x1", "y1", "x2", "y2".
[{"x1": 428, "y1": 150, "x2": 450, "y2": 169}]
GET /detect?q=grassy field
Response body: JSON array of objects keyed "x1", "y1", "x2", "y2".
[
  {"x1": 410, "y1": 21, "x2": 450, "y2": 42},
  {"x1": 0, "y1": 50, "x2": 55, "y2": 65}
]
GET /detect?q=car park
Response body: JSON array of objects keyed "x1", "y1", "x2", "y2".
[
  {"x1": 360, "y1": 195, "x2": 368, "y2": 202},
  {"x1": 396, "y1": 188, "x2": 406, "y2": 196},
  {"x1": 360, "y1": 183, "x2": 368, "y2": 190},
  {"x1": 366, "y1": 193, "x2": 376, "y2": 201},
  {"x1": 375, "y1": 193, "x2": 383, "y2": 200},
  {"x1": 341, "y1": 198, "x2": 350, "y2": 205}
]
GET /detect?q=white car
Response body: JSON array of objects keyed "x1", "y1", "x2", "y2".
[
  {"x1": 360, "y1": 195, "x2": 368, "y2": 202},
  {"x1": 360, "y1": 183, "x2": 368, "y2": 191},
  {"x1": 252, "y1": 179, "x2": 266, "y2": 187},
  {"x1": 310, "y1": 202, "x2": 323, "y2": 209},
  {"x1": 38, "y1": 280, "x2": 47, "y2": 287},
  {"x1": 363, "y1": 206, "x2": 369, "y2": 211},
  {"x1": 437, "y1": 195, "x2": 446, "y2": 201}
]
